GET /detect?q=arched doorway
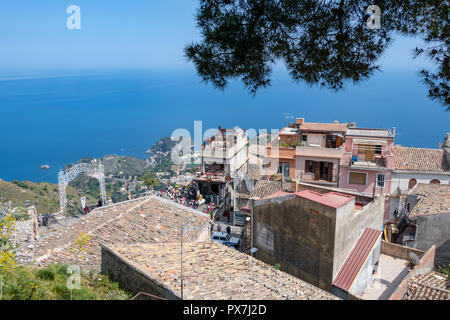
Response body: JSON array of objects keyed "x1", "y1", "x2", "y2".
[
  {"x1": 408, "y1": 178, "x2": 417, "y2": 190},
  {"x1": 430, "y1": 179, "x2": 440, "y2": 184}
]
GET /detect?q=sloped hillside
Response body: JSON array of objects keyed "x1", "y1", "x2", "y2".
[{"x1": 0, "y1": 179, "x2": 95, "y2": 216}]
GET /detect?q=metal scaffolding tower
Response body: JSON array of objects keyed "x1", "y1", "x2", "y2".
[{"x1": 58, "y1": 159, "x2": 106, "y2": 214}]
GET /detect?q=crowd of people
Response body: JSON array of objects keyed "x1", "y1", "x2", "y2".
[{"x1": 152, "y1": 182, "x2": 219, "y2": 217}]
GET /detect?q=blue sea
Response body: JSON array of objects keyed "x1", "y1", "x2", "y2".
[{"x1": 0, "y1": 68, "x2": 448, "y2": 183}]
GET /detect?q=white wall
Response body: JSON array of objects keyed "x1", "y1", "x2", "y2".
[
  {"x1": 391, "y1": 172, "x2": 450, "y2": 194},
  {"x1": 305, "y1": 133, "x2": 326, "y2": 147}
]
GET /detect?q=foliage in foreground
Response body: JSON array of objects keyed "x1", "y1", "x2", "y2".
[
  {"x1": 436, "y1": 264, "x2": 450, "y2": 276},
  {"x1": 0, "y1": 264, "x2": 131, "y2": 300},
  {"x1": 186, "y1": 0, "x2": 448, "y2": 108}
]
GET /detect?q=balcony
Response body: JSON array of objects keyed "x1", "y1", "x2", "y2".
[
  {"x1": 295, "y1": 145, "x2": 345, "y2": 159},
  {"x1": 349, "y1": 155, "x2": 388, "y2": 170}
]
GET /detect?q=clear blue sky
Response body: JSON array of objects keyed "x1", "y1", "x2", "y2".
[{"x1": 0, "y1": 0, "x2": 433, "y2": 72}]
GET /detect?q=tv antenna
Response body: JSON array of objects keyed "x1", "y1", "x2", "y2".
[{"x1": 284, "y1": 113, "x2": 294, "y2": 128}]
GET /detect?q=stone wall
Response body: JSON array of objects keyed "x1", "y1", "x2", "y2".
[
  {"x1": 9, "y1": 207, "x2": 39, "y2": 247},
  {"x1": 101, "y1": 246, "x2": 179, "y2": 300}
]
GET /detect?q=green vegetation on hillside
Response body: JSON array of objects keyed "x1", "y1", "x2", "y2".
[
  {"x1": 0, "y1": 136, "x2": 183, "y2": 215},
  {"x1": 0, "y1": 263, "x2": 130, "y2": 300},
  {"x1": 0, "y1": 179, "x2": 95, "y2": 217}
]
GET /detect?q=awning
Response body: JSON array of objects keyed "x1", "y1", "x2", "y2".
[{"x1": 353, "y1": 139, "x2": 386, "y2": 146}]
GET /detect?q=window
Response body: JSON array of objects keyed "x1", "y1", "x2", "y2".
[
  {"x1": 302, "y1": 134, "x2": 307, "y2": 142},
  {"x1": 376, "y1": 173, "x2": 385, "y2": 188},
  {"x1": 408, "y1": 178, "x2": 417, "y2": 189},
  {"x1": 283, "y1": 162, "x2": 290, "y2": 179},
  {"x1": 375, "y1": 145, "x2": 382, "y2": 154},
  {"x1": 305, "y1": 160, "x2": 313, "y2": 173},
  {"x1": 349, "y1": 172, "x2": 367, "y2": 185},
  {"x1": 277, "y1": 163, "x2": 283, "y2": 174},
  {"x1": 277, "y1": 162, "x2": 290, "y2": 179},
  {"x1": 430, "y1": 179, "x2": 440, "y2": 184}
]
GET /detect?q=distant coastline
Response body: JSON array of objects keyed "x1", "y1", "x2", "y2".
[{"x1": 0, "y1": 70, "x2": 447, "y2": 183}]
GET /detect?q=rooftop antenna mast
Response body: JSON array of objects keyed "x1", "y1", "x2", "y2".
[{"x1": 284, "y1": 113, "x2": 294, "y2": 128}]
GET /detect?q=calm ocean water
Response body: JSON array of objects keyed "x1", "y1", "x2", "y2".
[{"x1": 0, "y1": 68, "x2": 448, "y2": 183}]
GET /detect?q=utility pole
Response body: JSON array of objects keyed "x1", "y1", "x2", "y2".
[{"x1": 180, "y1": 223, "x2": 184, "y2": 300}]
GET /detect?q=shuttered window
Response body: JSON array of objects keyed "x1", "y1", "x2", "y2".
[{"x1": 349, "y1": 172, "x2": 366, "y2": 185}]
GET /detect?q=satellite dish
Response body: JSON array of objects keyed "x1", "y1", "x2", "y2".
[
  {"x1": 250, "y1": 247, "x2": 258, "y2": 254},
  {"x1": 409, "y1": 252, "x2": 421, "y2": 265}
]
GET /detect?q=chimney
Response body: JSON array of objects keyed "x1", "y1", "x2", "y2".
[
  {"x1": 445, "y1": 133, "x2": 450, "y2": 147},
  {"x1": 296, "y1": 118, "x2": 304, "y2": 125}
]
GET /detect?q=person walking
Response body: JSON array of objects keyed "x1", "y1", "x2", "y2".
[{"x1": 226, "y1": 225, "x2": 231, "y2": 236}]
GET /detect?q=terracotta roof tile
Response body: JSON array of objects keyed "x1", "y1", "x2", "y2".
[
  {"x1": 252, "y1": 180, "x2": 296, "y2": 199},
  {"x1": 403, "y1": 272, "x2": 449, "y2": 300},
  {"x1": 19, "y1": 197, "x2": 209, "y2": 271},
  {"x1": 106, "y1": 242, "x2": 339, "y2": 300},
  {"x1": 409, "y1": 184, "x2": 450, "y2": 217},
  {"x1": 261, "y1": 190, "x2": 292, "y2": 200},
  {"x1": 393, "y1": 146, "x2": 450, "y2": 172},
  {"x1": 332, "y1": 228, "x2": 381, "y2": 292},
  {"x1": 299, "y1": 122, "x2": 348, "y2": 132},
  {"x1": 295, "y1": 191, "x2": 354, "y2": 208}
]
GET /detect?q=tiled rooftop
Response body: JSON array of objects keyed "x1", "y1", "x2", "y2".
[
  {"x1": 333, "y1": 228, "x2": 382, "y2": 292},
  {"x1": 409, "y1": 184, "x2": 450, "y2": 217},
  {"x1": 394, "y1": 146, "x2": 450, "y2": 172},
  {"x1": 106, "y1": 242, "x2": 339, "y2": 300},
  {"x1": 410, "y1": 183, "x2": 450, "y2": 196},
  {"x1": 251, "y1": 180, "x2": 296, "y2": 199},
  {"x1": 20, "y1": 197, "x2": 209, "y2": 271},
  {"x1": 403, "y1": 272, "x2": 449, "y2": 300},
  {"x1": 299, "y1": 122, "x2": 348, "y2": 132},
  {"x1": 346, "y1": 128, "x2": 394, "y2": 138},
  {"x1": 295, "y1": 191, "x2": 354, "y2": 208}
]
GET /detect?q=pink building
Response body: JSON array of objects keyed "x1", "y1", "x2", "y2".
[{"x1": 338, "y1": 127, "x2": 395, "y2": 220}]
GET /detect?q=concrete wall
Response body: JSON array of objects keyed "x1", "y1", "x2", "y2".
[
  {"x1": 252, "y1": 192, "x2": 384, "y2": 292},
  {"x1": 253, "y1": 194, "x2": 337, "y2": 291},
  {"x1": 101, "y1": 246, "x2": 179, "y2": 300},
  {"x1": 333, "y1": 197, "x2": 384, "y2": 278},
  {"x1": 380, "y1": 240, "x2": 424, "y2": 260},
  {"x1": 411, "y1": 213, "x2": 450, "y2": 266}
]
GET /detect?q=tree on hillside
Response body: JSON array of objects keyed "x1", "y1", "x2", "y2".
[
  {"x1": 185, "y1": 0, "x2": 449, "y2": 109},
  {"x1": 140, "y1": 173, "x2": 160, "y2": 190}
]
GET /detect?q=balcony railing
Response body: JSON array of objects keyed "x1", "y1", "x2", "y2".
[
  {"x1": 350, "y1": 155, "x2": 387, "y2": 168},
  {"x1": 295, "y1": 145, "x2": 345, "y2": 158}
]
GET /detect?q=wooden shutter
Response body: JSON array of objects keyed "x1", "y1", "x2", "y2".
[
  {"x1": 328, "y1": 162, "x2": 333, "y2": 182},
  {"x1": 349, "y1": 172, "x2": 366, "y2": 185}
]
